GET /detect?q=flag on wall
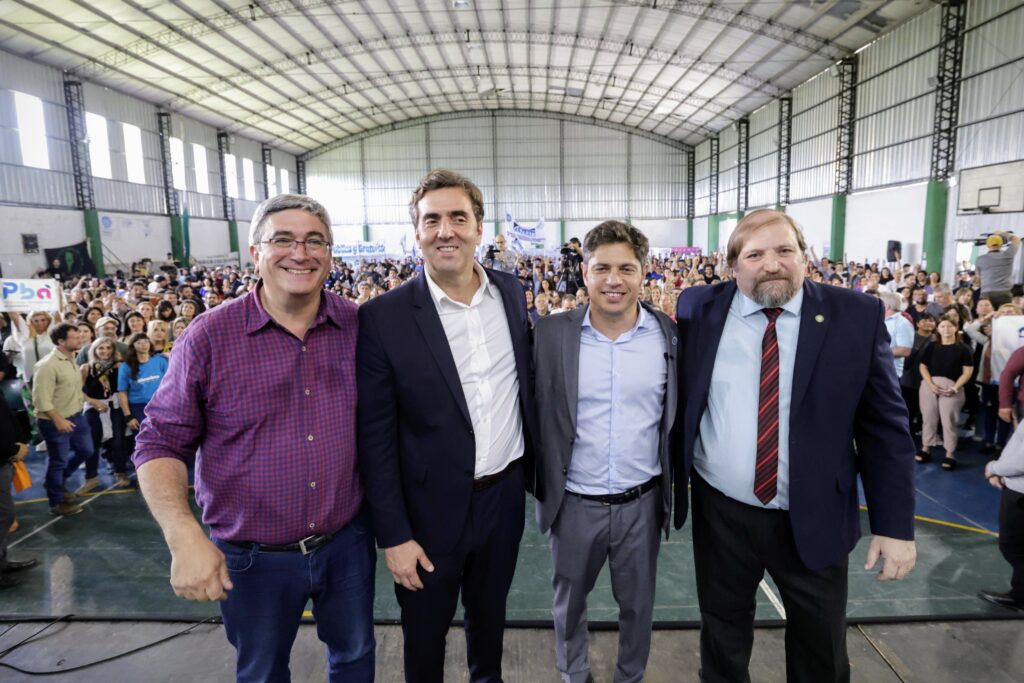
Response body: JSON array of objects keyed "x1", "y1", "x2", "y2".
[{"x1": 44, "y1": 241, "x2": 96, "y2": 276}]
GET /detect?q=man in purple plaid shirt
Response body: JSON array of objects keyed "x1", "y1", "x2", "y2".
[{"x1": 134, "y1": 194, "x2": 374, "y2": 683}]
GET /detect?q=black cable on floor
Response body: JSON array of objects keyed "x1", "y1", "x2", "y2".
[{"x1": 0, "y1": 616, "x2": 218, "y2": 676}]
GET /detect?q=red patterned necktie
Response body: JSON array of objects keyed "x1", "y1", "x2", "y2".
[{"x1": 754, "y1": 307, "x2": 783, "y2": 504}]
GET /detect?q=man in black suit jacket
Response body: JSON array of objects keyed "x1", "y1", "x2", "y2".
[
  {"x1": 357, "y1": 169, "x2": 537, "y2": 683},
  {"x1": 675, "y1": 209, "x2": 917, "y2": 682}
]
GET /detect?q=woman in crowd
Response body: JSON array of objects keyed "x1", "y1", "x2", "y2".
[
  {"x1": 918, "y1": 316, "x2": 975, "y2": 470},
  {"x1": 970, "y1": 301, "x2": 1019, "y2": 453},
  {"x1": 117, "y1": 332, "x2": 169, "y2": 439},
  {"x1": 121, "y1": 311, "x2": 146, "y2": 342},
  {"x1": 76, "y1": 321, "x2": 95, "y2": 348},
  {"x1": 170, "y1": 317, "x2": 189, "y2": 341},
  {"x1": 155, "y1": 300, "x2": 176, "y2": 323},
  {"x1": 80, "y1": 337, "x2": 130, "y2": 491},
  {"x1": 8, "y1": 310, "x2": 55, "y2": 385},
  {"x1": 524, "y1": 289, "x2": 537, "y2": 324},
  {"x1": 147, "y1": 320, "x2": 172, "y2": 355},
  {"x1": 83, "y1": 305, "x2": 105, "y2": 328},
  {"x1": 136, "y1": 300, "x2": 155, "y2": 324},
  {"x1": 880, "y1": 267, "x2": 894, "y2": 286},
  {"x1": 178, "y1": 299, "x2": 198, "y2": 321}
]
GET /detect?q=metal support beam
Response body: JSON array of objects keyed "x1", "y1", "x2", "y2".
[
  {"x1": 835, "y1": 57, "x2": 858, "y2": 195},
  {"x1": 296, "y1": 159, "x2": 307, "y2": 195},
  {"x1": 217, "y1": 131, "x2": 239, "y2": 256},
  {"x1": 157, "y1": 112, "x2": 185, "y2": 264},
  {"x1": 709, "y1": 137, "x2": 720, "y2": 217},
  {"x1": 63, "y1": 80, "x2": 94, "y2": 212},
  {"x1": 626, "y1": 134, "x2": 633, "y2": 222},
  {"x1": 359, "y1": 139, "x2": 369, "y2": 241},
  {"x1": 261, "y1": 145, "x2": 273, "y2": 199},
  {"x1": 931, "y1": 0, "x2": 967, "y2": 181},
  {"x1": 737, "y1": 118, "x2": 750, "y2": 212},
  {"x1": 686, "y1": 149, "x2": 695, "y2": 221},
  {"x1": 777, "y1": 95, "x2": 793, "y2": 207}
]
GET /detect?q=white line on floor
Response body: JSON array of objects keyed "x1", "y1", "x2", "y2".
[
  {"x1": 9, "y1": 486, "x2": 111, "y2": 549},
  {"x1": 759, "y1": 579, "x2": 787, "y2": 619}
]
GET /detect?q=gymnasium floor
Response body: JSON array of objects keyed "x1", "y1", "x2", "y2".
[{"x1": 2, "y1": 434, "x2": 1022, "y2": 680}]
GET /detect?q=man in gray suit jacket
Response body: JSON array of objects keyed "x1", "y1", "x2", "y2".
[{"x1": 534, "y1": 221, "x2": 678, "y2": 683}]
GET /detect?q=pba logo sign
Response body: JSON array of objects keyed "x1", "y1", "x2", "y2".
[{"x1": 0, "y1": 279, "x2": 59, "y2": 313}]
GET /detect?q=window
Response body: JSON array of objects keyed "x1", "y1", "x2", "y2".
[
  {"x1": 85, "y1": 112, "x2": 111, "y2": 179},
  {"x1": 280, "y1": 168, "x2": 291, "y2": 194},
  {"x1": 242, "y1": 157, "x2": 256, "y2": 200},
  {"x1": 122, "y1": 123, "x2": 145, "y2": 184},
  {"x1": 170, "y1": 137, "x2": 186, "y2": 190},
  {"x1": 13, "y1": 91, "x2": 48, "y2": 169},
  {"x1": 224, "y1": 153, "x2": 238, "y2": 198},
  {"x1": 267, "y1": 164, "x2": 278, "y2": 197},
  {"x1": 192, "y1": 143, "x2": 209, "y2": 194}
]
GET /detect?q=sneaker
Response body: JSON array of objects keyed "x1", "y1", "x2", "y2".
[
  {"x1": 49, "y1": 502, "x2": 84, "y2": 517},
  {"x1": 113, "y1": 473, "x2": 133, "y2": 489},
  {"x1": 75, "y1": 477, "x2": 100, "y2": 495},
  {"x1": 2, "y1": 558, "x2": 38, "y2": 574},
  {"x1": 35, "y1": 441, "x2": 47, "y2": 453}
]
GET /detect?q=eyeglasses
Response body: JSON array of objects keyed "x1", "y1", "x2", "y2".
[{"x1": 261, "y1": 237, "x2": 331, "y2": 253}]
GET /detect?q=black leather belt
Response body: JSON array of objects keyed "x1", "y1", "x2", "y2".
[
  {"x1": 568, "y1": 477, "x2": 659, "y2": 505},
  {"x1": 473, "y1": 459, "x2": 521, "y2": 492},
  {"x1": 227, "y1": 533, "x2": 336, "y2": 555}
]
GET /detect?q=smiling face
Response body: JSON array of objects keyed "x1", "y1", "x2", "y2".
[
  {"x1": 250, "y1": 209, "x2": 332, "y2": 305},
  {"x1": 414, "y1": 187, "x2": 483, "y2": 283},
  {"x1": 732, "y1": 220, "x2": 806, "y2": 308},
  {"x1": 584, "y1": 242, "x2": 644, "y2": 323}
]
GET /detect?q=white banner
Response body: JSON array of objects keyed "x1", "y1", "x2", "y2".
[
  {"x1": 0, "y1": 278, "x2": 60, "y2": 313},
  {"x1": 504, "y1": 214, "x2": 547, "y2": 253},
  {"x1": 195, "y1": 252, "x2": 240, "y2": 268},
  {"x1": 332, "y1": 241, "x2": 388, "y2": 259}
]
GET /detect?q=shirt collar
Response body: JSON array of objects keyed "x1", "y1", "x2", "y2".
[
  {"x1": 245, "y1": 280, "x2": 338, "y2": 334},
  {"x1": 581, "y1": 302, "x2": 649, "y2": 336},
  {"x1": 736, "y1": 286, "x2": 804, "y2": 319},
  {"x1": 423, "y1": 261, "x2": 493, "y2": 308}
]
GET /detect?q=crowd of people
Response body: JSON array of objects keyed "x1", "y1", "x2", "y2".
[{"x1": 1, "y1": 175, "x2": 1022, "y2": 681}]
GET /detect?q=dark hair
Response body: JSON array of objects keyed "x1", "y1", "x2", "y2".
[
  {"x1": 408, "y1": 169, "x2": 485, "y2": 227},
  {"x1": 124, "y1": 332, "x2": 152, "y2": 380},
  {"x1": 156, "y1": 300, "x2": 176, "y2": 321},
  {"x1": 917, "y1": 313, "x2": 937, "y2": 324},
  {"x1": 50, "y1": 322, "x2": 77, "y2": 346},
  {"x1": 582, "y1": 220, "x2": 650, "y2": 266}
]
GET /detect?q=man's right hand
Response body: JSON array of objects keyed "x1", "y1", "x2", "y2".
[
  {"x1": 56, "y1": 417, "x2": 74, "y2": 433},
  {"x1": 384, "y1": 539, "x2": 434, "y2": 591},
  {"x1": 169, "y1": 534, "x2": 234, "y2": 602}
]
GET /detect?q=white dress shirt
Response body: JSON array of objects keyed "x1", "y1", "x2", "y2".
[{"x1": 424, "y1": 263, "x2": 525, "y2": 477}]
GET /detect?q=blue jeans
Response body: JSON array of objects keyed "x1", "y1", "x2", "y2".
[
  {"x1": 39, "y1": 415, "x2": 94, "y2": 507},
  {"x1": 214, "y1": 510, "x2": 376, "y2": 683}
]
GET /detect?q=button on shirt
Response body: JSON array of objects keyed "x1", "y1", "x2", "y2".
[
  {"x1": 424, "y1": 263, "x2": 524, "y2": 478},
  {"x1": 133, "y1": 284, "x2": 362, "y2": 544},
  {"x1": 568, "y1": 306, "x2": 667, "y2": 495},
  {"x1": 694, "y1": 288, "x2": 803, "y2": 509}
]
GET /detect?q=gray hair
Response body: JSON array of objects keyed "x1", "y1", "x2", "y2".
[
  {"x1": 248, "y1": 194, "x2": 332, "y2": 247},
  {"x1": 876, "y1": 290, "x2": 902, "y2": 313}
]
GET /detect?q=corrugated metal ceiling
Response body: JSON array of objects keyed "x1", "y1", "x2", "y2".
[{"x1": 0, "y1": 0, "x2": 935, "y2": 156}]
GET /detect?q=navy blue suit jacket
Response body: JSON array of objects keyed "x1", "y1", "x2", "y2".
[
  {"x1": 356, "y1": 269, "x2": 538, "y2": 555},
  {"x1": 675, "y1": 279, "x2": 916, "y2": 571}
]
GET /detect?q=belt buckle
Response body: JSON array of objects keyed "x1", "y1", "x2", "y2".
[{"x1": 298, "y1": 535, "x2": 318, "y2": 555}]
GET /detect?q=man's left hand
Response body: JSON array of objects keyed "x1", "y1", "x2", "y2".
[{"x1": 864, "y1": 535, "x2": 916, "y2": 581}]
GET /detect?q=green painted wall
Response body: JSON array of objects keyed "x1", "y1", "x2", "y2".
[
  {"x1": 923, "y1": 180, "x2": 948, "y2": 274},
  {"x1": 830, "y1": 194, "x2": 847, "y2": 261},
  {"x1": 83, "y1": 209, "x2": 105, "y2": 277}
]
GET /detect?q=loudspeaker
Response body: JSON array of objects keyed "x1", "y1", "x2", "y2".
[{"x1": 886, "y1": 240, "x2": 902, "y2": 262}]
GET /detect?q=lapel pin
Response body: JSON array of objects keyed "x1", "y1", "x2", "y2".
[{"x1": 815, "y1": 314, "x2": 825, "y2": 323}]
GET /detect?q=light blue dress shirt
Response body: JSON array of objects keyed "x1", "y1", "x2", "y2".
[
  {"x1": 693, "y1": 288, "x2": 803, "y2": 509},
  {"x1": 567, "y1": 306, "x2": 668, "y2": 495}
]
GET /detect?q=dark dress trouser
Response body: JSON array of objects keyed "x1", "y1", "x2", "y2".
[
  {"x1": 691, "y1": 473, "x2": 850, "y2": 683},
  {"x1": 396, "y1": 466, "x2": 525, "y2": 683},
  {"x1": 999, "y1": 487, "x2": 1024, "y2": 601}
]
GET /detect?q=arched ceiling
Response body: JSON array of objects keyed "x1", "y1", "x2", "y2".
[{"x1": 0, "y1": 0, "x2": 936, "y2": 156}]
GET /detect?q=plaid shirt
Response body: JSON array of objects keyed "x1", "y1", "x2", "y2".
[{"x1": 134, "y1": 284, "x2": 361, "y2": 544}]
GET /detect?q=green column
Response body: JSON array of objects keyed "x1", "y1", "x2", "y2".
[
  {"x1": 363, "y1": 224, "x2": 370, "y2": 242},
  {"x1": 83, "y1": 209, "x2": 105, "y2": 277},
  {"x1": 687, "y1": 217, "x2": 694, "y2": 247},
  {"x1": 708, "y1": 214, "x2": 721, "y2": 252},
  {"x1": 169, "y1": 215, "x2": 185, "y2": 264},
  {"x1": 560, "y1": 219, "x2": 566, "y2": 245},
  {"x1": 830, "y1": 193, "x2": 847, "y2": 262},
  {"x1": 923, "y1": 179, "x2": 948, "y2": 275},
  {"x1": 228, "y1": 219, "x2": 240, "y2": 261}
]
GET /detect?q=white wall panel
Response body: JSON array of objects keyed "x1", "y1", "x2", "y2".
[
  {"x1": 364, "y1": 125, "x2": 429, "y2": 225},
  {"x1": 429, "y1": 117, "x2": 496, "y2": 221},
  {"x1": 0, "y1": 205, "x2": 83, "y2": 277},
  {"x1": 563, "y1": 122, "x2": 628, "y2": 219},
  {"x1": 497, "y1": 118, "x2": 560, "y2": 221},
  {"x1": 631, "y1": 137, "x2": 685, "y2": 218},
  {"x1": 307, "y1": 143, "x2": 363, "y2": 228},
  {"x1": 846, "y1": 183, "x2": 928, "y2": 265},
  {"x1": 97, "y1": 212, "x2": 171, "y2": 267},
  {"x1": 187, "y1": 218, "x2": 232, "y2": 259},
  {"x1": 692, "y1": 216, "x2": 709, "y2": 253},
  {"x1": 786, "y1": 197, "x2": 833, "y2": 255},
  {"x1": 632, "y1": 219, "x2": 688, "y2": 248}
]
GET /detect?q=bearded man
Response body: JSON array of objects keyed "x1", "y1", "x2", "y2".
[{"x1": 673, "y1": 209, "x2": 917, "y2": 682}]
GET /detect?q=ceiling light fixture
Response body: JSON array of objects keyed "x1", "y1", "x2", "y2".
[{"x1": 452, "y1": 0, "x2": 471, "y2": 9}]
